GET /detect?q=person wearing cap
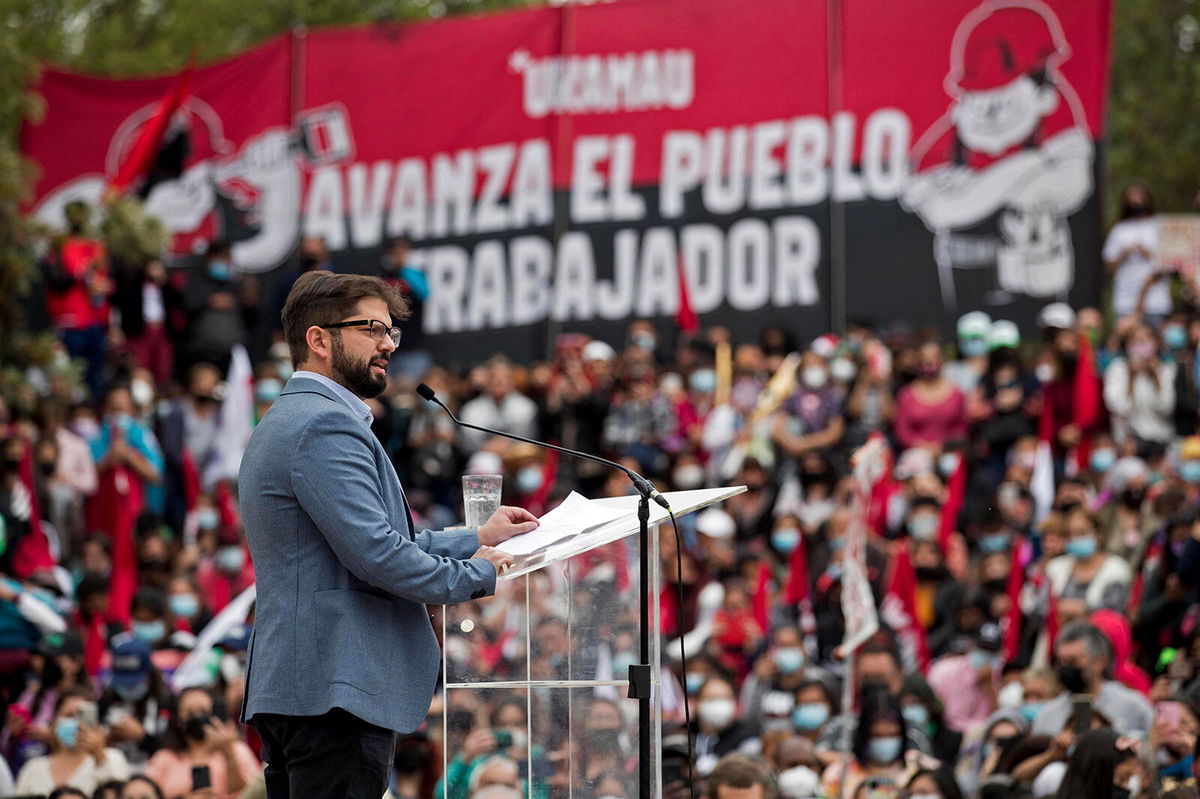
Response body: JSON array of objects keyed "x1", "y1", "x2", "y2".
[
  {"x1": 98, "y1": 634, "x2": 171, "y2": 766},
  {"x1": 945, "y1": 311, "x2": 992, "y2": 395},
  {"x1": 238, "y1": 273, "x2": 538, "y2": 798},
  {"x1": 902, "y1": 2, "x2": 1092, "y2": 309},
  {"x1": 927, "y1": 623, "x2": 1004, "y2": 734}
]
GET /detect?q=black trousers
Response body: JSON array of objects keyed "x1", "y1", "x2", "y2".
[{"x1": 250, "y1": 709, "x2": 397, "y2": 799}]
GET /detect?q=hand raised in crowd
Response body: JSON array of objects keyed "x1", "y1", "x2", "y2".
[
  {"x1": 462, "y1": 727, "x2": 499, "y2": 761},
  {"x1": 203, "y1": 717, "x2": 241, "y2": 754},
  {"x1": 477, "y1": 505, "x2": 539, "y2": 547},
  {"x1": 78, "y1": 723, "x2": 108, "y2": 763}
]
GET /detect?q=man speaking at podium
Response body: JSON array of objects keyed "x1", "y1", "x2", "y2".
[{"x1": 238, "y1": 271, "x2": 538, "y2": 798}]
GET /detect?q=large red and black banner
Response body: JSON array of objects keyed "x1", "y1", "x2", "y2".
[{"x1": 22, "y1": 0, "x2": 1112, "y2": 367}]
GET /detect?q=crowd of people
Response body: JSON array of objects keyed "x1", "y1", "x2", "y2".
[{"x1": 0, "y1": 186, "x2": 1198, "y2": 799}]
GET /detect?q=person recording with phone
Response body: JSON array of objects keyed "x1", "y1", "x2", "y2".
[
  {"x1": 1029, "y1": 621, "x2": 1153, "y2": 740},
  {"x1": 239, "y1": 272, "x2": 538, "y2": 798},
  {"x1": 13, "y1": 687, "x2": 130, "y2": 794},
  {"x1": 144, "y1": 685, "x2": 259, "y2": 799}
]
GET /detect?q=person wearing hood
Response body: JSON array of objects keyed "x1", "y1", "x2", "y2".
[
  {"x1": 954, "y1": 708, "x2": 1028, "y2": 799},
  {"x1": 1095, "y1": 456, "x2": 1158, "y2": 561},
  {"x1": 1089, "y1": 609, "x2": 1152, "y2": 696}
]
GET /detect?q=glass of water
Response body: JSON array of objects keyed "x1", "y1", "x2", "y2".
[{"x1": 462, "y1": 474, "x2": 502, "y2": 528}]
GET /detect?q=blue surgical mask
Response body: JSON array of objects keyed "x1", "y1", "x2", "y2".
[
  {"x1": 255, "y1": 378, "x2": 282, "y2": 403},
  {"x1": 1066, "y1": 536, "x2": 1097, "y2": 559},
  {"x1": 1020, "y1": 701, "x2": 1044, "y2": 723},
  {"x1": 689, "y1": 369, "x2": 717, "y2": 394},
  {"x1": 1181, "y1": 461, "x2": 1200, "y2": 484},
  {"x1": 1164, "y1": 325, "x2": 1188, "y2": 350},
  {"x1": 207, "y1": 260, "x2": 232, "y2": 281},
  {"x1": 197, "y1": 508, "x2": 219, "y2": 531},
  {"x1": 907, "y1": 515, "x2": 939, "y2": 541},
  {"x1": 684, "y1": 672, "x2": 705, "y2": 695},
  {"x1": 867, "y1": 736, "x2": 903, "y2": 764},
  {"x1": 55, "y1": 716, "x2": 80, "y2": 748},
  {"x1": 772, "y1": 528, "x2": 801, "y2": 555},
  {"x1": 938, "y1": 453, "x2": 959, "y2": 478},
  {"x1": 774, "y1": 647, "x2": 805, "y2": 674},
  {"x1": 1090, "y1": 448, "x2": 1116, "y2": 473},
  {"x1": 901, "y1": 704, "x2": 929, "y2": 728},
  {"x1": 132, "y1": 620, "x2": 166, "y2": 643},
  {"x1": 969, "y1": 650, "x2": 997, "y2": 671},
  {"x1": 216, "y1": 546, "x2": 246, "y2": 574},
  {"x1": 792, "y1": 703, "x2": 829, "y2": 731},
  {"x1": 825, "y1": 563, "x2": 843, "y2": 580},
  {"x1": 169, "y1": 593, "x2": 199, "y2": 619},
  {"x1": 516, "y1": 466, "x2": 543, "y2": 494},
  {"x1": 979, "y1": 532, "x2": 1010, "y2": 553},
  {"x1": 828, "y1": 538, "x2": 845, "y2": 552},
  {"x1": 961, "y1": 338, "x2": 989, "y2": 357},
  {"x1": 276, "y1": 361, "x2": 294, "y2": 381}
]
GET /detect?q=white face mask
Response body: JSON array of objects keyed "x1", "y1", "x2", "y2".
[
  {"x1": 802, "y1": 367, "x2": 828, "y2": 389},
  {"x1": 698, "y1": 698, "x2": 736, "y2": 730},
  {"x1": 1035, "y1": 363, "x2": 1056, "y2": 383}
]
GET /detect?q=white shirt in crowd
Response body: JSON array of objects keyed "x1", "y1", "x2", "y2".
[
  {"x1": 458, "y1": 391, "x2": 539, "y2": 451},
  {"x1": 1102, "y1": 356, "x2": 1176, "y2": 444},
  {"x1": 1104, "y1": 217, "x2": 1165, "y2": 317},
  {"x1": 14, "y1": 748, "x2": 130, "y2": 795}
]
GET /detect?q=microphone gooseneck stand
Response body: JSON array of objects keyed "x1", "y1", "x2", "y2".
[{"x1": 417, "y1": 384, "x2": 665, "y2": 799}]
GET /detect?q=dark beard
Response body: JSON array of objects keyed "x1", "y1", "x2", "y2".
[{"x1": 331, "y1": 333, "x2": 387, "y2": 399}]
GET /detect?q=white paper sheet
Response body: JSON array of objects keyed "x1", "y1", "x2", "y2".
[{"x1": 498, "y1": 491, "x2": 634, "y2": 556}]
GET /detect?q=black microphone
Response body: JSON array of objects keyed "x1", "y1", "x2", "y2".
[{"x1": 416, "y1": 383, "x2": 671, "y2": 510}]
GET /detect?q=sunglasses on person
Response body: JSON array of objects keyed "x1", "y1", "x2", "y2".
[{"x1": 321, "y1": 318, "x2": 401, "y2": 347}]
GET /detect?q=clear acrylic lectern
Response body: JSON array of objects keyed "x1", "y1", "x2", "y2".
[{"x1": 436, "y1": 486, "x2": 745, "y2": 799}]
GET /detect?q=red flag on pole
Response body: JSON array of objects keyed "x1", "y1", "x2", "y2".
[
  {"x1": 1002, "y1": 535, "x2": 1028, "y2": 662},
  {"x1": 1072, "y1": 331, "x2": 1101, "y2": 472},
  {"x1": 938, "y1": 455, "x2": 965, "y2": 554},
  {"x1": 752, "y1": 560, "x2": 772, "y2": 631},
  {"x1": 12, "y1": 441, "x2": 54, "y2": 579},
  {"x1": 675, "y1": 256, "x2": 699, "y2": 334},
  {"x1": 881, "y1": 543, "x2": 930, "y2": 672},
  {"x1": 107, "y1": 60, "x2": 194, "y2": 195}
]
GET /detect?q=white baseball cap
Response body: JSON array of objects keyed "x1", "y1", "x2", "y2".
[{"x1": 1037, "y1": 303, "x2": 1076, "y2": 331}]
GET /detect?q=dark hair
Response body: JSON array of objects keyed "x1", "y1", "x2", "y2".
[
  {"x1": 48, "y1": 789, "x2": 88, "y2": 799},
  {"x1": 92, "y1": 779, "x2": 127, "y2": 799},
  {"x1": 162, "y1": 685, "x2": 215, "y2": 753},
  {"x1": 131, "y1": 586, "x2": 168, "y2": 618},
  {"x1": 1120, "y1": 183, "x2": 1154, "y2": 219},
  {"x1": 122, "y1": 775, "x2": 166, "y2": 799},
  {"x1": 281, "y1": 271, "x2": 410, "y2": 368},
  {"x1": 1054, "y1": 728, "x2": 1135, "y2": 799},
  {"x1": 853, "y1": 683, "x2": 907, "y2": 766},
  {"x1": 706, "y1": 753, "x2": 773, "y2": 799},
  {"x1": 795, "y1": 678, "x2": 841, "y2": 715},
  {"x1": 906, "y1": 767, "x2": 965, "y2": 799},
  {"x1": 1056, "y1": 620, "x2": 1115, "y2": 678}
]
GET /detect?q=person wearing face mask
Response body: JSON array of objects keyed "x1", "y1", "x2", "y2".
[
  {"x1": 13, "y1": 688, "x2": 130, "y2": 795},
  {"x1": 6, "y1": 632, "x2": 91, "y2": 765},
  {"x1": 197, "y1": 530, "x2": 253, "y2": 615},
  {"x1": 144, "y1": 686, "x2": 260, "y2": 799},
  {"x1": 180, "y1": 240, "x2": 257, "y2": 376},
  {"x1": 1030, "y1": 621, "x2": 1153, "y2": 739},
  {"x1": 772, "y1": 349, "x2": 846, "y2": 458},
  {"x1": 894, "y1": 342, "x2": 967, "y2": 452},
  {"x1": 820, "y1": 684, "x2": 909, "y2": 799},
  {"x1": 1104, "y1": 324, "x2": 1176, "y2": 449},
  {"x1": 1095, "y1": 457, "x2": 1154, "y2": 560},
  {"x1": 97, "y1": 635, "x2": 172, "y2": 766},
  {"x1": 740, "y1": 626, "x2": 822, "y2": 728},
  {"x1": 1045, "y1": 508, "x2": 1132, "y2": 625},
  {"x1": 789, "y1": 680, "x2": 838, "y2": 743},
  {"x1": 944, "y1": 311, "x2": 993, "y2": 395},
  {"x1": 909, "y1": 538, "x2": 963, "y2": 660},
  {"x1": 693, "y1": 676, "x2": 760, "y2": 777},
  {"x1": 927, "y1": 623, "x2": 1003, "y2": 734}
]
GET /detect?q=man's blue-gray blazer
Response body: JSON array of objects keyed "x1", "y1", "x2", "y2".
[{"x1": 238, "y1": 376, "x2": 495, "y2": 733}]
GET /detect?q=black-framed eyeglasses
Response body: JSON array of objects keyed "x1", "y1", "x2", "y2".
[{"x1": 321, "y1": 319, "x2": 401, "y2": 347}]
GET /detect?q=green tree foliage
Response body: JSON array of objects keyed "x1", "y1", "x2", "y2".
[{"x1": 1105, "y1": 0, "x2": 1200, "y2": 221}]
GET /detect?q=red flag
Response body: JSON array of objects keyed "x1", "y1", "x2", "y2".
[
  {"x1": 12, "y1": 441, "x2": 54, "y2": 579},
  {"x1": 86, "y1": 464, "x2": 142, "y2": 625},
  {"x1": 881, "y1": 543, "x2": 929, "y2": 672},
  {"x1": 938, "y1": 455, "x2": 965, "y2": 554},
  {"x1": 181, "y1": 449, "x2": 200, "y2": 513},
  {"x1": 785, "y1": 537, "x2": 810, "y2": 604},
  {"x1": 1072, "y1": 332, "x2": 1101, "y2": 472},
  {"x1": 107, "y1": 61, "x2": 193, "y2": 195},
  {"x1": 752, "y1": 560, "x2": 772, "y2": 631},
  {"x1": 83, "y1": 613, "x2": 107, "y2": 678},
  {"x1": 675, "y1": 256, "x2": 699, "y2": 334},
  {"x1": 1002, "y1": 535, "x2": 1027, "y2": 662}
]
